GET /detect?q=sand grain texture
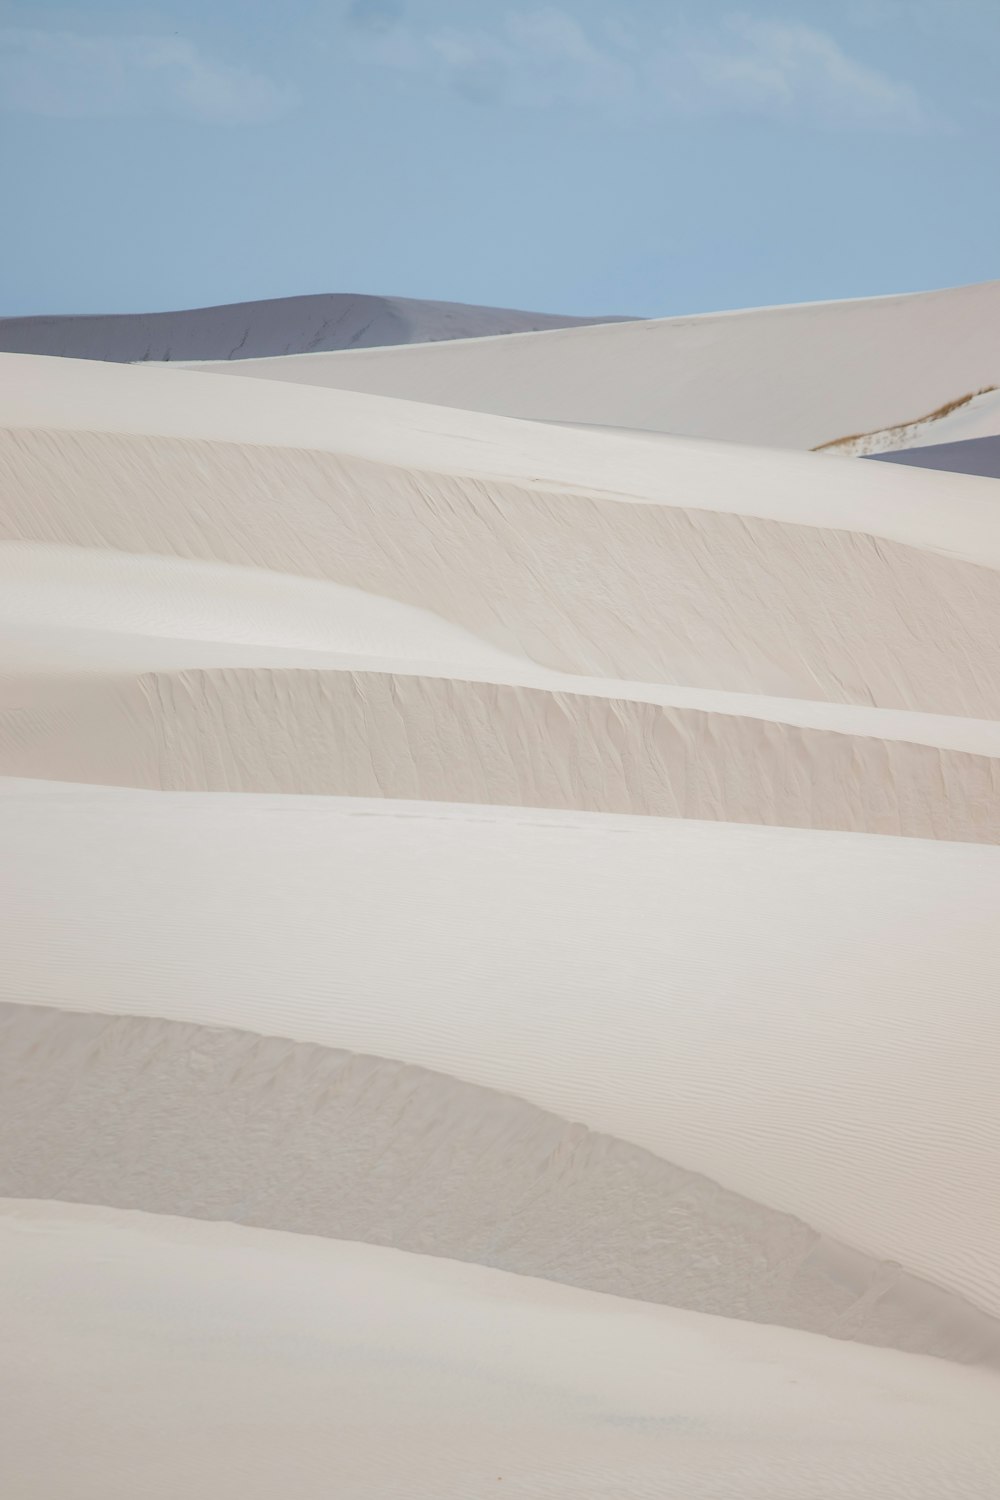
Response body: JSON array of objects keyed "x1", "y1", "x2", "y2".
[{"x1": 3, "y1": 292, "x2": 1000, "y2": 1497}]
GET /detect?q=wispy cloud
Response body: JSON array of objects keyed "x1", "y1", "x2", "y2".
[
  {"x1": 661, "y1": 16, "x2": 930, "y2": 131},
  {"x1": 0, "y1": 27, "x2": 295, "y2": 124},
  {"x1": 350, "y1": 6, "x2": 936, "y2": 132}
]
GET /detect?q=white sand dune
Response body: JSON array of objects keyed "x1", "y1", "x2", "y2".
[
  {"x1": 3, "y1": 1002, "x2": 994, "y2": 1361},
  {"x1": 4, "y1": 783, "x2": 1000, "y2": 1326},
  {"x1": 179, "y1": 280, "x2": 1000, "y2": 450},
  {"x1": 7, "y1": 352, "x2": 1000, "y2": 567},
  {"x1": 5, "y1": 663, "x2": 1000, "y2": 841},
  {"x1": 6, "y1": 540, "x2": 1000, "y2": 841},
  {"x1": 4, "y1": 1202, "x2": 1000, "y2": 1500},
  {"x1": 5, "y1": 286, "x2": 1000, "y2": 1493},
  {"x1": 6, "y1": 360, "x2": 1000, "y2": 722}
]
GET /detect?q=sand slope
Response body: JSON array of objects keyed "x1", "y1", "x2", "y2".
[
  {"x1": 4, "y1": 1202, "x2": 1000, "y2": 1500},
  {"x1": 3, "y1": 1004, "x2": 994, "y2": 1360},
  {"x1": 6, "y1": 359, "x2": 1000, "y2": 722},
  {"x1": 824, "y1": 385, "x2": 1000, "y2": 457},
  {"x1": 5, "y1": 296, "x2": 1000, "y2": 1488},
  {"x1": 4, "y1": 783, "x2": 1000, "y2": 1324},
  {"x1": 6, "y1": 664, "x2": 1000, "y2": 842},
  {"x1": 0, "y1": 292, "x2": 627, "y2": 363},
  {"x1": 180, "y1": 280, "x2": 1000, "y2": 449}
]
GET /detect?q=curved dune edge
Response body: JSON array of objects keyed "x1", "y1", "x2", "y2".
[
  {"x1": 179, "y1": 279, "x2": 1000, "y2": 450},
  {"x1": 5, "y1": 783, "x2": 1000, "y2": 1319},
  {"x1": 4, "y1": 666, "x2": 1000, "y2": 842},
  {"x1": 6, "y1": 431, "x2": 1000, "y2": 713},
  {"x1": 0, "y1": 292, "x2": 629, "y2": 363},
  {"x1": 6, "y1": 541, "x2": 1000, "y2": 759},
  {"x1": 8, "y1": 353, "x2": 1000, "y2": 571},
  {"x1": 2, "y1": 1002, "x2": 996, "y2": 1363},
  {"x1": 6, "y1": 1200, "x2": 1000, "y2": 1500},
  {"x1": 0, "y1": 542, "x2": 525, "y2": 668}
]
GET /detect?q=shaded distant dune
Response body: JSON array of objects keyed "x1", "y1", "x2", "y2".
[
  {"x1": 0, "y1": 292, "x2": 629, "y2": 363},
  {"x1": 868, "y1": 435, "x2": 1000, "y2": 479}
]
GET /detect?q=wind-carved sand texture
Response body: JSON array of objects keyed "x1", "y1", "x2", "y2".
[{"x1": 3, "y1": 284, "x2": 1000, "y2": 1497}]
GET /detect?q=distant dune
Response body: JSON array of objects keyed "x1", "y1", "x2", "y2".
[
  {"x1": 869, "y1": 435, "x2": 1000, "y2": 478},
  {"x1": 0, "y1": 292, "x2": 629, "y2": 363},
  {"x1": 183, "y1": 279, "x2": 1000, "y2": 449}
]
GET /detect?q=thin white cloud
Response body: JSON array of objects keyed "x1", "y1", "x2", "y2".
[
  {"x1": 0, "y1": 27, "x2": 295, "y2": 124},
  {"x1": 351, "y1": 6, "x2": 936, "y2": 132},
  {"x1": 661, "y1": 16, "x2": 930, "y2": 131}
]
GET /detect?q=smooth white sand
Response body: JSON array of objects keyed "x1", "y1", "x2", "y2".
[
  {"x1": 7, "y1": 367, "x2": 1000, "y2": 723},
  {"x1": 4, "y1": 1202, "x2": 1000, "y2": 1500},
  {"x1": 5, "y1": 298, "x2": 1000, "y2": 1488},
  {"x1": 179, "y1": 279, "x2": 1000, "y2": 450},
  {"x1": 5, "y1": 1001, "x2": 994, "y2": 1360},
  {"x1": 4, "y1": 783, "x2": 1000, "y2": 1322}
]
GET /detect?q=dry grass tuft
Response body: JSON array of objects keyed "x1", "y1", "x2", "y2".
[{"x1": 813, "y1": 386, "x2": 998, "y2": 453}]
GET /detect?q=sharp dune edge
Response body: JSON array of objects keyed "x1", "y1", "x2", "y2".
[
  {"x1": 835, "y1": 387, "x2": 1000, "y2": 458},
  {"x1": 7, "y1": 665, "x2": 1000, "y2": 842},
  {"x1": 4, "y1": 281, "x2": 1000, "y2": 1497},
  {"x1": 183, "y1": 279, "x2": 1000, "y2": 449},
  {"x1": 6, "y1": 1003, "x2": 995, "y2": 1360},
  {"x1": 5, "y1": 784, "x2": 1000, "y2": 1323}
]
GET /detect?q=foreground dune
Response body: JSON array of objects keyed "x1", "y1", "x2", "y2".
[
  {"x1": 5, "y1": 1202, "x2": 1000, "y2": 1500},
  {"x1": 3, "y1": 1001, "x2": 994, "y2": 1360},
  {"x1": 4, "y1": 783, "x2": 1000, "y2": 1329},
  {"x1": 181, "y1": 280, "x2": 1000, "y2": 449}
]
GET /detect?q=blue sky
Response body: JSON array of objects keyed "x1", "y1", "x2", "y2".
[{"x1": 2, "y1": 0, "x2": 998, "y2": 317}]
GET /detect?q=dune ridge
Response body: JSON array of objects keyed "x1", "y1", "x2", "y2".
[
  {"x1": 179, "y1": 279, "x2": 1000, "y2": 449},
  {"x1": 0, "y1": 292, "x2": 629, "y2": 363},
  {"x1": 2, "y1": 1003, "x2": 996, "y2": 1362},
  {"x1": 5, "y1": 783, "x2": 1000, "y2": 1323},
  {"x1": 6, "y1": 423, "x2": 1000, "y2": 715},
  {"x1": 4, "y1": 664, "x2": 1000, "y2": 842}
]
